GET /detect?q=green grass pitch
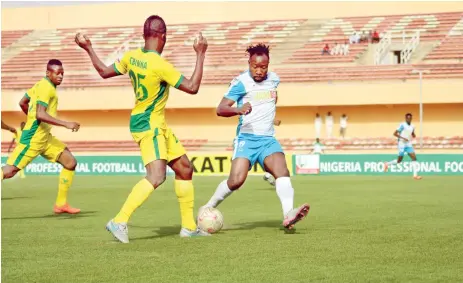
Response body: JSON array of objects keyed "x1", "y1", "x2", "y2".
[{"x1": 2, "y1": 175, "x2": 463, "y2": 283}]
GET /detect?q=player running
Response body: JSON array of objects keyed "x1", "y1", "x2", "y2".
[
  {"x1": 384, "y1": 113, "x2": 422, "y2": 180},
  {"x1": 201, "y1": 44, "x2": 310, "y2": 231},
  {"x1": 7, "y1": 122, "x2": 27, "y2": 179},
  {"x1": 1, "y1": 60, "x2": 82, "y2": 213},
  {"x1": 76, "y1": 15, "x2": 209, "y2": 243}
]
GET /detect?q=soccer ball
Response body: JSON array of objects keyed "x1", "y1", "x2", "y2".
[{"x1": 197, "y1": 207, "x2": 224, "y2": 234}]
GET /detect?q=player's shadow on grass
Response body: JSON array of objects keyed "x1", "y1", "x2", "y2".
[
  {"x1": 1, "y1": 211, "x2": 98, "y2": 221},
  {"x1": 129, "y1": 225, "x2": 182, "y2": 241},
  {"x1": 225, "y1": 219, "x2": 282, "y2": 231},
  {"x1": 1, "y1": 196, "x2": 32, "y2": 201}
]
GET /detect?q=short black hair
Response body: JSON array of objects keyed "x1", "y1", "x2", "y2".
[
  {"x1": 144, "y1": 15, "x2": 166, "y2": 37},
  {"x1": 47, "y1": 59, "x2": 62, "y2": 67},
  {"x1": 246, "y1": 43, "x2": 270, "y2": 59},
  {"x1": 406, "y1": 113, "x2": 413, "y2": 118}
]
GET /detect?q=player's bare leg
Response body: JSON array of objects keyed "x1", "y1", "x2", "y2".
[
  {"x1": 384, "y1": 156, "x2": 403, "y2": 172},
  {"x1": 107, "y1": 159, "x2": 166, "y2": 244},
  {"x1": 409, "y1": 152, "x2": 422, "y2": 180},
  {"x1": 168, "y1": 155, "x2": 209, "y2": 237},
  {"x1": 54, "y1": 149, "x2": 80, "y2": 214},
  {"x1": 1, "y1": 164, "x2": 21, "y2": 181},
  {"x1": 202, "y1": 158, "x2": 249, "y2": 212},
  {"x1": 264, "y1": 152, "x2": 310, "y2": 231}
]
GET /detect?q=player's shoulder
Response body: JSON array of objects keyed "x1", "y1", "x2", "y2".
[
  {"x1": 229, "y1": 71, "x2": 248, "y2": 88},
  {"x1": 266, "y1": 71, "x2": 280, "y2": 82}
]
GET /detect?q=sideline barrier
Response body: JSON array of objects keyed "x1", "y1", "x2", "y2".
[
  {"x1": 1, "y1": 154, "x2": 293, "y2": 176},
  {"x1": 293, "y1": 154, "x2": 463, "y2": 175}
]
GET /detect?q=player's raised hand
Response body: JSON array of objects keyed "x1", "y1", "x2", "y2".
[
  {"x1": 238, "y1": 102, "x2": 252, "y2": 115},
  {"x1": 75, "y1": 33, "x2": 92, "y2": 51},
  {"x1": 193, "y1": 32, "x2": 208, "y2": 54},
  {"x1": 65, "y1": 122, "x2": 81, "y2": 132}
]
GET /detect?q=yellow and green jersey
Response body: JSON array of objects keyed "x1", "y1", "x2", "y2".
[
  {"x1": 20, "y1": 77, "x2": 59, "y2": 147},
  {"x1": 113, "y1": 48, "x2": 184, "y2": 132}
]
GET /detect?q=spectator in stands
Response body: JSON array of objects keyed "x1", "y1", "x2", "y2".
[
  {"x1": 360, "y1": 31, "x2": 368, "y2": 43},
  {"x1": 322, "y1": 43, "x2": 330, "y2": 55},
  {"x1": 342, "y1": 41, "x2": 350, "y2": 55},
  {"x1": 325, "y1": 111, "x2": 334, "y2": 138},
  {"x1": 368, "y1": 30, "x2": 373, "y2": 43},
  {"x1": 331, "y1": 42, "x2": 341, "y2": 55},
  {"x1": 372, "y1": 30, "x2": 380, "y2": 43},
  {"x1": 349, "y1": 33, "x2": 356, "y2": 44},
  {"x1": 314, "y1": 113, "x2": 322, "y2": 138},
  {"x1": 311, "y1": 138, "x2": 324, "y2": 154},
  {"x1": 340, "y1": 114, "x2": 348, "y2": 139}
]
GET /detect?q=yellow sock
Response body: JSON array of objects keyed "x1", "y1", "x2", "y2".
[
  {"x1": 56, "y1": 168, "x2": 75, "y2": 206},
  {"x1": 1, "y1": 169, "x2": 4, "y2": 181},
  {"x1": 19, "y1": 170, "x2": 25, "y2": 179},
  {"x1": 114, "y1": 178, "x2": 153, "y2": 223},
  {"x1": 175, "y1": 180, "x2": 197, "y2": 231}
]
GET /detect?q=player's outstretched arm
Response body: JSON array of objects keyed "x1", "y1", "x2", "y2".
[
  {"x1": 36, "y1": 104, "x2": 80, "y2": 132},
  {"x1": 176, "y1": 32, "x2": 208, "y2": 94},
  {"x1": 19, "y1": 95, "x2": 30, "y2": 115},
  {"x1": 75, "y1": 33, "x2": 120, "y2": 79},
  {"x1": 216, "y1": 98, "x2": 252, "y2": 117},
  {"x1": 1, "y1": 120, "x2": 16, "y2": 133}
]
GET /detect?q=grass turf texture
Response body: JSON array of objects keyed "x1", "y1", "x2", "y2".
[{"x1": 2, "y1": 176, "x2": 463, "y2": 283}]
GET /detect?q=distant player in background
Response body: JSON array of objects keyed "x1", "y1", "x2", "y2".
[
  {"x1": 7, "y1": 122, "x2": 27, "y2": 179},
  {"x1": 1, "y1": 120, "x2": 16, "y2": 134},
  {"x1": 311, "y1": 138, "x2": 324, "y2": 154},
  {"x1": 384, "y1": 113, "x2": 422, "y2": 180},
  {"x1": 202, "y1": 44, "x2": 309, "y2": 231},
  {"x1": 76, "y1": 15, "x2": 209, "y2": 243},
  {"x1": 1, "y1": 60, "x2": 81, "y2": 214}
]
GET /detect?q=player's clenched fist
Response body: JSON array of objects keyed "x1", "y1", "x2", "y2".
[
  {"x1": 193, "y1": 32, "x2": 208, "y2": 54},
  {"x1": 75, "y1": 33, "x2": 92, "y2": 51},
  {"x1": 238, "y1": 102, "x2": 252, "y2": 115},
  {"x1": 66, "y1": 122, "x2": 80, "y2": 132}
]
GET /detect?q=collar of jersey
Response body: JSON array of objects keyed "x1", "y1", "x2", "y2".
[
  {"x1": 44, "y1": 77, "x2": 56, "y2": 88},
  {"x1": 141, "y1": 48, "x2": 160, "y2": 55}
]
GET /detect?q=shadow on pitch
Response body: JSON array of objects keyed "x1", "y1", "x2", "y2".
[
  {"x1": 129, "y1": 225, "x2": 182, "y2": 241},
  {"x1": 1, "y1": 196, "x2": 32, "y2": 201},
  {"x1": 1, "y1": 211, "x2": 98, "y2": 220}
]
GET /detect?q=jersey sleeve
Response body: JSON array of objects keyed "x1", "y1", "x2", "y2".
[
  {"x1": 113, "y1": 52, "x2": 130, "y2": 75},
  {"x1": 224, "y1": 78, "x2": 246, "y2": 102},
  {"x1": 36, "y1": 83, "x2": 53, "y2": 108},
  {"x1": 159, "y1": 61, "x2": 184, "y2": 89},
  {"x1": 397, "y1": 123, "x2": 404, "y2": 133}
]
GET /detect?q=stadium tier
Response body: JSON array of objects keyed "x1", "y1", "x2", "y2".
[
  {"x1": 1, "y1": 11, "x2": 463, "y2": 89},
  {"x1": 2, "y1": 136, "x2": 463, "y2": 153}
]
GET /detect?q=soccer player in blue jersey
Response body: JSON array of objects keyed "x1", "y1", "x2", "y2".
[
  {"x1": 384, "y1": 113, "x2": 422, "y2": 180},
  {"x1": 201, "y1": 44, "x2": 310, "y2": 230}
]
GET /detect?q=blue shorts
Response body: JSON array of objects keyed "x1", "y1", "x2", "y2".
[
  {"x1": 232, "y1": 133, "x2": 284, "y2": 170},
  {"x1": 398, "y1": 144, "x2": 415, "y2": 157}
]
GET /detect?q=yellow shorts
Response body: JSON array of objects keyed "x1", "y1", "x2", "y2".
[
  {"x1": 132, "y1": 127, "x2": 186, "y2": 166},
  {"x1": 6, "y1": 135, "x2": 67, "y2": 170}
]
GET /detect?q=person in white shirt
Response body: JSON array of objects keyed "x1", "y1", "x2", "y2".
[
  {"x1": 311, "y1": 138, "x2": 324, "y2": 154},
  {"x1": 384, "y1": 113, "x2": 422, "y2": 180},
  {"x1": 342, "y1": 41, "x2": 350, "y2": 55},
  {"x1": 325, "y1": 111, "x2": 334, "y2": 138},
  {"x1": 314, "y1": 113, "x2": 322, "y2": 138},
  {"x1": 330, "y1": 42, "x2": 341, "y2": 55},
  {"x1": 340, "y1": 114, "x2": 348, "y2": 139}
]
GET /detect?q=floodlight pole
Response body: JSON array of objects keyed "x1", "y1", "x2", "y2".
[{"x1": 411, "y1": 69, "x2": 430, "y2": 151}]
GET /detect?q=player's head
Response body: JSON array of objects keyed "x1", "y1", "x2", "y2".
[
  {"x1": 247, "y1": 43, "x2": 270, "y2": 82},
  {"x1": 316, "y1": 113, "x2": 320, "y2": 117},
  {"x1": 405, "y1": 113, "x2": 412, "y2": 124},
  {"x1": 46, "y1": 59, "x2": 64, "y2": 86},
  {"x1": 143, "y1": 15, "x2": 167, "y2": 52},
  {"x1": 20, "y1": 122, "x2": 25, "y2": 129},
  {"x1": 316, "y1": 138, "x2": 320, "y2": 143}
]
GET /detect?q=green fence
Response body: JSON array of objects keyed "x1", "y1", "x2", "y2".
[{"x1": 292, "y1": 154, "x2": 463, "y2": 175}]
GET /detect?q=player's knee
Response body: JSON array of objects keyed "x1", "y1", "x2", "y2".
[
  {"x1": 146, "y1": 174, "x2": 166, "y2": 189},
  {"x1": 227, "y1": 175, "x2": 246, "y2": 191},
  {"x1": 174, "y1": 159, "x2": 193, "y2": 180}
]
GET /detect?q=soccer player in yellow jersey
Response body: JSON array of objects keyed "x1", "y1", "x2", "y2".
[
  {"x1": 1, "y1": 60, "x2": 81, "y2": 214},
  {"x1": 7, "y1": 122, "x2": 27, "y2": 179},
  {"x1": 76, "y1": 15, "x2": 208, "y2": 243}
]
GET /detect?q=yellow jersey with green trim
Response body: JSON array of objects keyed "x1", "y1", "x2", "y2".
[
  {"x1": 113, "y1": 48, "x2": 184, "y2": 132},
  {"x1": 20, "y1": 77, "x2": 59, "y2": 147}
]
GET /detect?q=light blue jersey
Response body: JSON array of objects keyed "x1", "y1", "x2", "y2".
[
  {"x1": 224, "y1": 71, "x2": 283, "y2": 169},
  {"x1": 397, "y1": 122, "x2": 415, "y2": 156}
]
